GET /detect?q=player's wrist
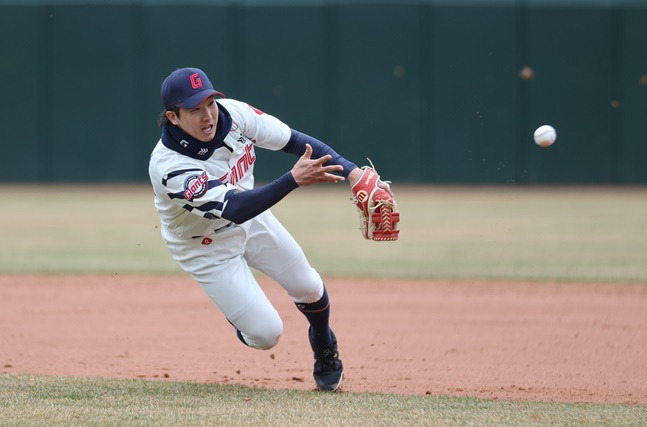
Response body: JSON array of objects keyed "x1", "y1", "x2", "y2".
[{"x1": 348, "y1": 167, "x2": 362, "y2": 187}]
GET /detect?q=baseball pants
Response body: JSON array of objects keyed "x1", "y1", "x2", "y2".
[{"x1": 162, "y1": 210, "x2": 324, "y2": 350}]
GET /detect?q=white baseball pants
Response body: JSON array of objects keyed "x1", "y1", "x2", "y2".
[{"x1": 161, "y1": 210, "x2": 324, "y2": 350}]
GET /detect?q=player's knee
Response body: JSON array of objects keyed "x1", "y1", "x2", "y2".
[
  {"x1": 240, "y1": 323, "x2": 283, "y2": 350},
  {"x1": 289, "y1": 269, "x2": 324, "y2": 303},
  {"x1": 255, "y1": 332, "x2": 282, "y2": 350},
  {"x1": 232, "y1": 303, "x2": 284, "y2": 350}
]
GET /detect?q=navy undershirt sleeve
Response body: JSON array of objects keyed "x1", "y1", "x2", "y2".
[
  {"x1": 282, "y1": 129, "x2": 357, "y2": 178},
  {"x1": 221, "y1": 172, "x2": 299, "y2": 224}
]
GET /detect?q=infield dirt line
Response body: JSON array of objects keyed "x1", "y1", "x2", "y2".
[{"x1": 0, "y1": 275, "x2": 645, "y2": 404}]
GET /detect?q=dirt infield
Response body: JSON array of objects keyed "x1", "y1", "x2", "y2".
[{"x1": 1, "y1": 275, "x2": 645, "y2": 405}]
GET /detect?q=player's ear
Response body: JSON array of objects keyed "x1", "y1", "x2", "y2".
[{"x1": 166, "y1": 110, "x2": 180, "y2": 125}]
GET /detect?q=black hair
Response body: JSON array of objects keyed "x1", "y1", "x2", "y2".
[{"x1": 157, "y1": 106, "x2": 180, "y2": 128}]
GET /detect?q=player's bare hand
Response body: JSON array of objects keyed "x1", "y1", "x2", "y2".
[{"x1": 291, "y1": 144, "x2": 345, "y2": 186}]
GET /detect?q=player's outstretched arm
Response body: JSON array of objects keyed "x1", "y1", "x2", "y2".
[
  {"x1": 221, "y1": 145, "x2": 343, "y2": 224},
  {"x1": 282, "y1": 129, "x2": 357, "y2": 178}
]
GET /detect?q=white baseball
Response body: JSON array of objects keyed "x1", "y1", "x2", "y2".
[{"x1": 534, "y1": 125, "x2": 556, "y2": 147}]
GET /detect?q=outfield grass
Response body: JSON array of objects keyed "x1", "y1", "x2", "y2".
[
  {"x1": 1, "y1": 184, "x2": 646, "y2": 425},
  {"x1": 1, "y1": 184, "x2": 646, "y2": 282},
  {"x1": 1, "y1": 374, "x2": 646, "y2": 426}
]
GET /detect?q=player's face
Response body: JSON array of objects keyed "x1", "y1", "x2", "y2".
[{"x1": 168, "y1": 96, "x2": 219, "y2": 142}]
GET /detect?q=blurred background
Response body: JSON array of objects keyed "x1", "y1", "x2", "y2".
[{"x1": 1, "y1": 0, "x2": 646, "y2": 185}]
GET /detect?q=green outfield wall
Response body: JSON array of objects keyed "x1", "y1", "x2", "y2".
[{"x1": 1, "y1": 0, "x2": 645, "y2": 184}]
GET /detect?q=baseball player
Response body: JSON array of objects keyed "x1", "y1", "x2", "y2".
[{"x1": 149, "y1": 67, "x2": 397, "y2": 392}]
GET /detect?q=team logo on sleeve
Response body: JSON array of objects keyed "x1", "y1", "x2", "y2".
[{"x1": 184, "y1": 172, "x2": 209, "y2": 200}]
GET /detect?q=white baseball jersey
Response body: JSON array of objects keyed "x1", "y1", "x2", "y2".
[
  {"x1": 149, "y1": 98, "x2": 291, "y2": 239},
  {"x1": 149, "y1": 98, "x2": 324, "y2": 350}
]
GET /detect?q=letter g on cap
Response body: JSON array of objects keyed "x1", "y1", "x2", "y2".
[{"x1": 190, "y1": 73, "x2": 202, "y2": 89}]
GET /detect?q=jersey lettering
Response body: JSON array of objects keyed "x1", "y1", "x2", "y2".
[{"x1": 217, "y1": 142, "x2": 256, "y2": 185}]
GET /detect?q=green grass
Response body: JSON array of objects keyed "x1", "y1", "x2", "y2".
[
  {"x1": 1, "y1": 184, "x2": 646, "y2": 282},
  {"x1": 1, "y1": 374, "x2": 645, "y2": 426},
  {"x1": 1, "y1": 184, "x2": 646, "y2": 425}
]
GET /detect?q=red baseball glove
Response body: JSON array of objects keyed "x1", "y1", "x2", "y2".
[{"x1": 351, "y1": 163, "x2": 400, "y2": 241}]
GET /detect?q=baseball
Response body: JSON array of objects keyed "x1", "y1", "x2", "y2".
[{"x1": 533, "y1": 125, "x2": 556, "y2": 147}]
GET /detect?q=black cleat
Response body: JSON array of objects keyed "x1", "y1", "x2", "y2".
[{"x1": 308, "y1": 327, "x2": 343, "y2": 391}]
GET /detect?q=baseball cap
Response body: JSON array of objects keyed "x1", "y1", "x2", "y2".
[{"x1": 161, "y1": 67, "x2": 224, "y2": 110}]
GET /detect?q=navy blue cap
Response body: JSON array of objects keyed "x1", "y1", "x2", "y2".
[{"x1": 161, "y1": 67, "x2": 224, "y2": 110}]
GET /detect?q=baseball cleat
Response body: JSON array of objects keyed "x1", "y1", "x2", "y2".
[{"x1": 308, "y1": 327, "x2": 343, "y2": 391}]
